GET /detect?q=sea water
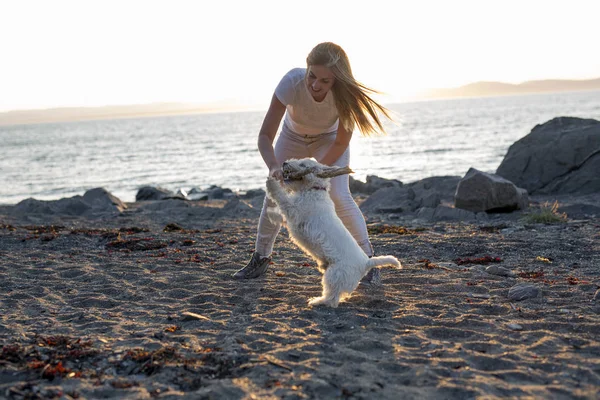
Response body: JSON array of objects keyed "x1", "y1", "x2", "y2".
[{"x1": 1, "y1": 90, "x2": 599, "y2": 204}]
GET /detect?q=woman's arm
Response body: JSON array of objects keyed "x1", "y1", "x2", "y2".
[
  {"x1": 318, "y1": 123, "x2": 353, "y2": 166},
  {"x1": 257, "y1": 94, "x2": 286, "y2": 177}
]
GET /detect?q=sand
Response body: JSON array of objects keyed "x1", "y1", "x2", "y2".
[{"x1": 0, "y1": 197, "x2": 599, "y2": 399}]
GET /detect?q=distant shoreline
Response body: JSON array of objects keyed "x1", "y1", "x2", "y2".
[
  {"x1": 2, "y1": 77, "x2": 599, "y2": 126},
  {"x1": 0, "y1": 104, "x2": 264, "y2": 127}
]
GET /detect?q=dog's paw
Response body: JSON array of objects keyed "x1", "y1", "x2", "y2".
[
  {"x1": 265, "y1": 177, "x2": 279, "y2": 192},
  {"x1": 308, "y1": 297, "x2": 325, "y2": 306},
  {"x1": 308, "y1": 297, "x2": 338, "y2": 308}
]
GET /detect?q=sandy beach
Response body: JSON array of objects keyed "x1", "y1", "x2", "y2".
[{"x1": 1, "y1": 194, "x2": 599, "y2": 399}]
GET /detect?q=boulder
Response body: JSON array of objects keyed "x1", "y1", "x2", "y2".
[
  {"x1": 136, "y1": 186, "x2": 176, "y2": 201},
  {"x1": 14, "y1": 198, "x2": 56, "y2": 214},
  {"x1": 496, "y1": 117, "x2": 600, "y2": 195},
  {"x1": 13, "y1": 191, "x2": 125, "y2": 216},
  {"x1": 14, "y1": 197, "x2": 92, "y2": 216},
  {"x1": 186, "y1": 188, "x2": 209, "y2": 201},
  {"x1": 416, "y1": 191, "x2": 441, "y2": 209},
  {"x1": 188, "y1": 185, "x2": 234, "y2": 200},
  {"x1": 240, "y1": 188, "x2": 266, "y2": 199},
  {"x1": 240, "y1": 188, "x2": 267, "y2": 209},
  {"x1": 408, "y1": 176, "x2": 461, "y2": 204},
  {"x1": 220, "y1": 198, "x2": 260, "y2": 218},
  {"x1": 349, "y1": 175, "x2": 402, "y2": 195},
  {"x1": 359, "y1": 187, "x2": 418, "y2": 215},
  {"x1": 53, "y1": 196, "x2": 94, "y2": 215},
  {"x1": 455, "y1": 168, "x2": 528, "y2": 213},
  {"x1": 83, "y1": 187, "x2": 127, "y2": 212}
]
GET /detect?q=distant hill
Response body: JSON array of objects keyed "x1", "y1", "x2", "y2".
[
  {"x1": 419, "y1": 77, "x2": 600, "y2": 99},
  {"x1": 0, "y1": 102, "x2": 253, "y2": 126}
]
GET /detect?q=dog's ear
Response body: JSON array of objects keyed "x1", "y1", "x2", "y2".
[{"x1": 316, "y1": 166, "x2": 354, "y2": 178}]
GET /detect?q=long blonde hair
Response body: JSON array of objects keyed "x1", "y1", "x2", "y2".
[{"x1": 306, "y1": 42, "x2": 392, "y2": 137}]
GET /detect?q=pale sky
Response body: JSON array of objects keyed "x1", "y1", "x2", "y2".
[{"x1": 1, "y1": 0, "x2": 599, "y2": 112}]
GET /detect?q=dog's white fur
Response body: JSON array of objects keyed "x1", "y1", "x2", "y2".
[{"x1": 266, "y1": 157, "x2": 401, "y2": 307}]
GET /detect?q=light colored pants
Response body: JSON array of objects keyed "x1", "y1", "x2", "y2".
[{"x1": 255, "y1": 125, "x2": 373, "y2": 258}]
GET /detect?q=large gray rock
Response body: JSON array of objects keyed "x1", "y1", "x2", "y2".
[
  {"x1": 136, "y1": 186, "x2": 176, "y2": 201},
  {"x1": 54, "y1": 197, "x2": 94, "y2": 215},
  {"x1": 14, "y1": 197, "x2": 92, "y2": 216},
  {"x1": 496, "y1": 117, "x2": 600, "y2": 195},
  {"x1": 359, "y1": 187, "x2": 418, "y2": 214},
  {"x1": 455, "y1": 168, "x2": 528, "y2": 213},
  {"x1": 83, "y1": 187, "x2": 127, "y2": 212},
  {"x1": 13, "y1": 189, "x2": 126, "y2": 216},
  {"x1": 408, "y1": 176, "x2": 461, "y2": 204},
  {"x1": 188, "y1": 185, "x2": 234, "y2": 200},
  {"x1": 240, "y1": 188, "x2": 266, "y2": 199},
  {"x1": 221, "y1": 198, "x2": 260, "y2": 218},
  {"x1": 350, "y1": 175, "x2": 402, "y2": 195},
  {"x1": 14, "y1": 198, "x2": 56, "y2": 214},
  {"x1": 358, "y1": 176, "x2": 462, "y2": 215}
]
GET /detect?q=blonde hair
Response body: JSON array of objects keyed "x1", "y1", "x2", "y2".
[{"x1": 306, "y1": 42, "x2": 392, "y2": 137}]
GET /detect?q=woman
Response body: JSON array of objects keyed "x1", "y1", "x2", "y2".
[{"x1": 233, "y1": 42, "x2": 392, "y2": 285}]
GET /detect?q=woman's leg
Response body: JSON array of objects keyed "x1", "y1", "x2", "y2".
[
  {"x1": 322, "y1": 145, "x2": 379, "y2": 284},
  {"x1": 310, "y1": 139, "x2": 373, "y2": 257},
  {"x1": 234, "y1": 130, "x2": 310, "y2": 279},
  {"x1": 328, "y1": 154, "x2": 374, "y2": 257}
]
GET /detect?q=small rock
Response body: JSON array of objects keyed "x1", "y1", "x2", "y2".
[
  {"x1": 163, "y1": 223, "x2": 184, "y2": 232},
  {"x1": 469, "y1": 293, "x2": 491, "y2": 299},
  {"x1": 485, "y1": 265, "x2": 516, "y2": 277},
  {"x1": 437, "y1": 262, "x2": 460, "y2": 270},
  {"x1": 508, "y1": 283, "x2": 541, "y2": 301},
  {"x1": 507, "y1": 323, "x2": 523, "y2": 331},
  {"x1": 373, "y1": 310, "x2": 390, "y2": 318}
]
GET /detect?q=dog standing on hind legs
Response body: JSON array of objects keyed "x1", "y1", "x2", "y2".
[{"x1": 265, "y1": 157, "x2": 401, "y2": 307}]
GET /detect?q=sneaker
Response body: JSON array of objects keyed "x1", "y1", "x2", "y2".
[
  {"x1": 360, "y1": 268, "x2": 382, "y2": 286},
  {"x1": 232, "y1": 252, "x2": 271, "y2": 279}
]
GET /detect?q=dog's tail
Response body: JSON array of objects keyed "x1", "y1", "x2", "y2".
[{"x1": 366, "y1": 255, "x2": 402, "y2": 270}]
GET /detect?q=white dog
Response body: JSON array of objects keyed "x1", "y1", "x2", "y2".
[{"x1": 266, "y1": 158, "x2": 401, "y2": 307}]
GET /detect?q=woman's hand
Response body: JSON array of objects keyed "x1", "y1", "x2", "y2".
[{"x1": 269, "y1": 166, "x2": 284, "y2": 182}]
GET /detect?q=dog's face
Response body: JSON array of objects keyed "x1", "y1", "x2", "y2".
[{"x1": 281, "y1": 158, "x2": 353, "y2": 191}]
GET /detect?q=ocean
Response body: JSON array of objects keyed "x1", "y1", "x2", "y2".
[{"x1": 1, "y1": 90, "x2": 599, "y2": 205}]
